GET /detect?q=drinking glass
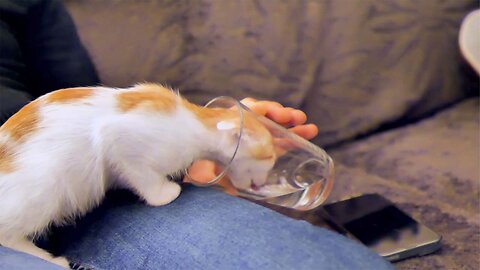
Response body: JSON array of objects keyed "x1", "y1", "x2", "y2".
[{"x1": 186, "y1": 97, "x2": 334, "y2": 211}]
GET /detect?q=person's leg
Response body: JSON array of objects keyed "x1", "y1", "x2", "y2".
[
  {"x1": 45, "y1": 186, "x2": 393, "y2": 270},
  {"x1": 0, "y1": 246, "x2": 64, "y2": 270}
]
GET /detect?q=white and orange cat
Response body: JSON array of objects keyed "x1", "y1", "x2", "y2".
[{"x1": 0, "y1": 83, "x2": 275, "y2": 268}]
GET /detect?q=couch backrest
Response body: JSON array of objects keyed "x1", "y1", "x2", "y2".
[{"x1": 64, "y1": 0, "x2": 475, "y2": 146}]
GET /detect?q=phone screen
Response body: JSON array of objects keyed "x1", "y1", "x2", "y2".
[{"x1": 321, "y1": 194, "x2": 441, "y2": 261}]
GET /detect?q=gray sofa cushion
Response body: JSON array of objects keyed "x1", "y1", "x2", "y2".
[
  {"x1": 329, "y1": 97, "x2": 479, "y2": 269},
  {"x1": 331, "y1": 98, "x2": 479, "y2": 211},
  {"x1": 328, "y1": 164, "x2": 478, "y2": 270},
  {"x1": 64, "y1": 0, "x2": 476, "y2": 146}
]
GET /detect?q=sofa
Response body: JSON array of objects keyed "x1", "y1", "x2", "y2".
[{"x1": 63, "y1": 1, "x2": 479, "y2": 269}]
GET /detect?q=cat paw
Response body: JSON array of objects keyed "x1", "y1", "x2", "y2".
[{"x1": 144, "y1": 181, "x2": 181, "y2": 207}]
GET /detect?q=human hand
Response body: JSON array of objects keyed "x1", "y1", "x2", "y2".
[
  {"x1": 239, "y1": 97, "x2": 318, "y2": 140},
  {"x1": 184, "y1": 98, "x2": 318, "y2": 185}
]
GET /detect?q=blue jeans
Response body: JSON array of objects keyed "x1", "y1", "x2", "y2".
[{"x1": 0, "y1": 186, "x2": 393, "y2": 270}]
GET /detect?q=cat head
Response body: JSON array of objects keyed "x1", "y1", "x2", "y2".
[{"x1": 214, "y1": 111, "x2": 277, "y2": 190}]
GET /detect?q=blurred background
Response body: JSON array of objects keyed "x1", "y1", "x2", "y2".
[{"x1": 64, "y1": 0, "x2": 478, "y2": 146}]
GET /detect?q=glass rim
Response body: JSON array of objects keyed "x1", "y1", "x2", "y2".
[{"x1": 184, "y1": 96, "x2": 245, "y2": 186}]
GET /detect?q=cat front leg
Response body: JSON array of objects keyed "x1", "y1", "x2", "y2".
[
  {"x1": 137, "y1": 177, "x2": 182, "y2": 207},
  {"x1": 117, "y1": 167, "x2": 182, "y2": 206},
  {"x1": 98, "y1": 120, "x2": 182, "y2": 206}
]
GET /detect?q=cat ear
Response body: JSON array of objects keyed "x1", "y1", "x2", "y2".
[
  {"x1": 215, "y1": 120, "x2": 254, "y2": 144},
  {"x1": 216, "y1": 120, "x2": 242, "y2": 147}
]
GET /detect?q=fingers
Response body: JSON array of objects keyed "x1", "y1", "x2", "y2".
[
  {"x1": 289, "y1": 124, "x2": 319, "y2": 140},
  {"x1": 240, "y1": 97, "x2": 257, "y2": 107},
  {"x1": 288, "y1": 109, "x2": 307, "y2": 126},
  {"x1": 265, "y1": 107, "x2": 292, "y2": 125},
  {"x1": 242, "y1": 99, "x2": 281, "y2": 117},
  {"x1": 184, "y1": 160, "x2": 217, "y2": 183},
  {"x1": 241, "y1": 97, "x2": 317, "y2": 140},
  {"x1": 241, "y1": 98, "x2": 307, "y2": 127},
  {"x1": 185, "y1": 160, "x2": 239, "y2": 196},
  {"x1": 216, "y1": 177, "x2": 239, "y2": 196}
]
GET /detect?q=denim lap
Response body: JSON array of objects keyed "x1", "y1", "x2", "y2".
[{"x1": 42, "y1": 186, "x2": 393, "y2": 270}]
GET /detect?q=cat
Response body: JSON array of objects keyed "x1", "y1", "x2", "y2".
[{"x1": 0, "y1": 83, "x2": 275, "y2": 268}]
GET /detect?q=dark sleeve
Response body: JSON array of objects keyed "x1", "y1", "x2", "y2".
[
  {"x1": 0, "y1": 0, "x2": 99, "y2": 125},
  {"x1": 0, "y1": 7, "x2": 31, "y2": 125},
  {"x1": 20, "y1": 0, "x2": 100, "y2": 97}
]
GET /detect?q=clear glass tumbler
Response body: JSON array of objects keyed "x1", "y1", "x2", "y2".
[{"x1": 186, "y1": 96, "x2": 335, "y2": 211}]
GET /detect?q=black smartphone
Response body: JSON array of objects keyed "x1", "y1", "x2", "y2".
[{"x1": 320, "y1": 193, "x2": 442, "y2": 262}]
